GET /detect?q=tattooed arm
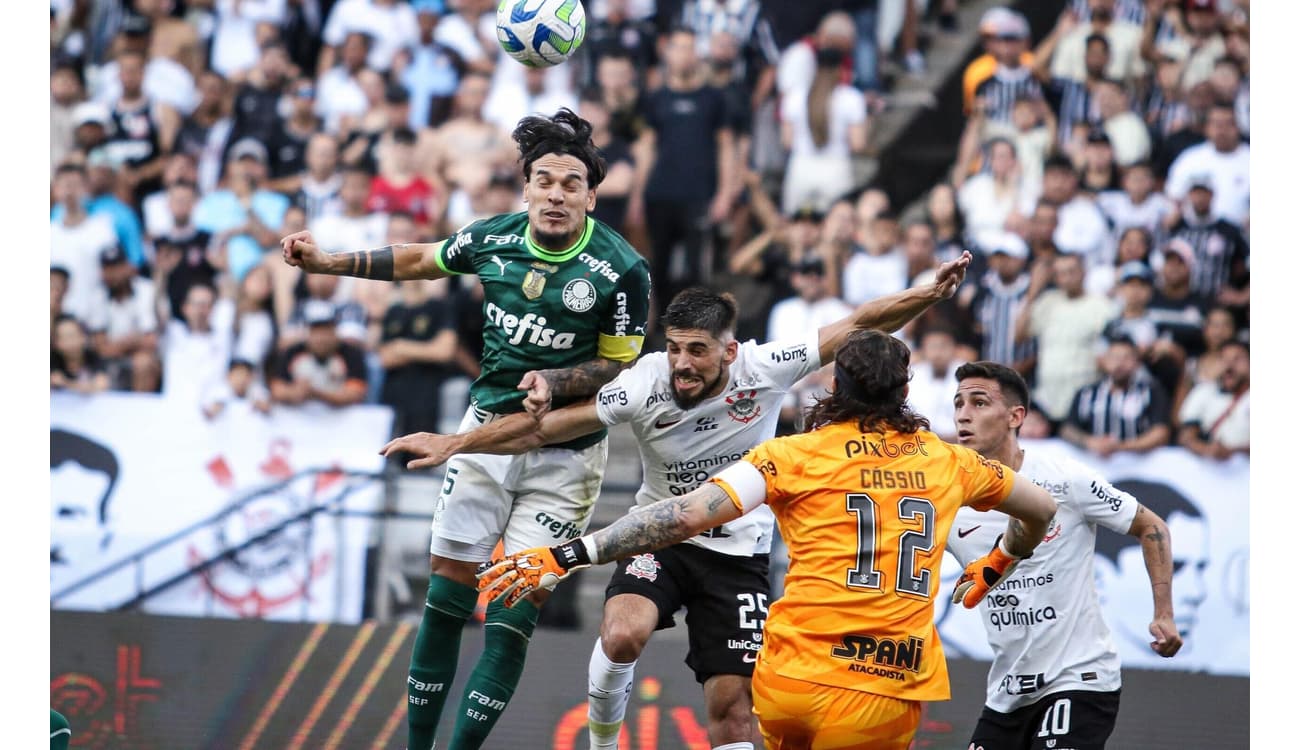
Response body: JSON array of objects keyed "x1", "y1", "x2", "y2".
[
  {"x1": 1128, "y1": 503, "x2": 1183, "y2": 657},
  {"x1": 280, "y1": 230, "x2": 448, "y2": 281},
  {"x1": 518, "y1": 358, "x2": 630, "y2": 419},
  {"x1": 590, "y1": 483, "x2": 743, "y2": 564},
  {"x1": 993, "y1": 474, "x2": 1058, "y2": 559}
]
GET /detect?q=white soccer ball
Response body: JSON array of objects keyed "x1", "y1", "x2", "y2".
[{"x1": 496, "y1": 0, "x2": 587, "y2": 68}]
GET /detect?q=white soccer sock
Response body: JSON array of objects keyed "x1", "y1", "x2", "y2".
[
  {"x1": 587, "y1": 638, "x2": 637, "y2": 750},
  {"x1": 711, "y1": 744, "x2": 754, "y2": 750}
]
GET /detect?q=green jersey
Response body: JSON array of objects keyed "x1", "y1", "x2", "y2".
[{"x1": 434, "y1": 212, "x2": 651, "y2": 449}]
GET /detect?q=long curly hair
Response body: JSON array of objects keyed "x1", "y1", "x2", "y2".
[
  {"x1": 805, "y1": 329, "x2": 931, "y2": 435},
  {"x1": 513, "y1": 108, "x2": 607, "y2": 187}
]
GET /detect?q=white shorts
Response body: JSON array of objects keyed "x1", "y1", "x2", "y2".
[{"x1": 429, "y1": 405, "x2": 609, "y2": 563}]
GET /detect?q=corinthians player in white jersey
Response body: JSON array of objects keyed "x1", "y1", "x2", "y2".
[
  {"x1": 946, "y1": 361, "x2": 1182, "y2": 750},
  {"x1": 382, "y1": 253, "x2": 970, "y2": 750}
]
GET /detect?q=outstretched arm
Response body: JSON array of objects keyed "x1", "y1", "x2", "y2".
[
  {"x1": 380, "y1": 402, "x2": 606, "y2": 469},
  {"x1": 281, "y1": 230, "x2": 450, "y2": 281},
  {"x1": 817, "y1": 251, "x2": 971, "y2": 364},
  {"x1": 1128, "y1": 503, "x2": 1183, "y2": 657},
  {"x1": 519, "y1": 358, "x2": 631, "y2": 419}
]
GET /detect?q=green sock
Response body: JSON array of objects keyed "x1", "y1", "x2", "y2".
[
  {"x1": 50, "y1": 709, "x2": 70, "y2": 750},
  {"x1": 447, "y1": 598, "x2": 540, "y2": 750},
  {"x1": 407, "y1": 574, "x2": 478, "y2": 750}
]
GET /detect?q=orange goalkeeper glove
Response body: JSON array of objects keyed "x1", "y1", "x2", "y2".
[
  {"x1": 950, "y1": 534, "x2": 1028, "y2": 609},
  {"x1": 476, "y1": 538, "x2": 593, "y2": 608}
]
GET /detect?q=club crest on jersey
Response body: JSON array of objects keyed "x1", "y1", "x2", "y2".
[
  {"x1": 726, "y1": 389, "x2": 761, "y2": 424},
  {"x1": 562, "y1": 278, "x2": 597, "y2": 312},
  {"x1": 626, "y1": 553, "x2": 661, "y2": 582},
  {"x1": 522, "y1": 262, "x2": 557, "y2": 300}
]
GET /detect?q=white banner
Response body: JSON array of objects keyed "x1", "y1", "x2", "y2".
[
  {"x1": 934, "y1": 440, "x2": 1249, "y2": 675},
  {"x1": 51, "y1": 392, "x2": 394, "y2": 624}
]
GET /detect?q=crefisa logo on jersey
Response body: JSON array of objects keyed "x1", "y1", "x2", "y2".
[
  {"x1": 726, "y1": 389, "x2": 761, "y2": 423},
  {"x1": 626, "y1": 553, "x2": 661, "y2": 582},
  {"x1": 562, "y1": 278, "x2": 597, "y2": 312}
]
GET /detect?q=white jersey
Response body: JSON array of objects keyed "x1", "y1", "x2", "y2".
[
  {"x1": 594, "y1": 334, "x2": 823, "y2": 556},
  {"x1": 945, "y1": 450, "x2": 1139, "y2": 713}
]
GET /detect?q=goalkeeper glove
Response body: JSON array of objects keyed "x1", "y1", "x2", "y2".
[
  {"x1": 950, "y1": 534, "x2": 1028, "y2": 609},
  {"x1": 476, "y1": 538, "x2": 593, "y2": 608}
]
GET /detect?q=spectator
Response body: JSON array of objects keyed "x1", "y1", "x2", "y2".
[
  {"x1": 51, "y1": 315, "x2": 111, "y2": 394},
  {"x1": 1177, "y1": 338, "x2": 1248, "y2": 460},
  {"x1": 270, "y1": 300, "x2": 369, "y2": 408},
  {"x1": 431, "y1": 0, "x2": 496, "y2": 75},
  {"x1": 228, "y1": 40, "x2": 294, "y2": 152},
  {"x1": 971, "y1": 12, "x2": 1043, "y2": 126},
  {"x1": 981, "y1": 95, "x2": 1055, "y2": 198},
  {"x1": 955, "y1": 138, "x2": 1036, "y2": 237},
  {"x1": 132, "y1": 0, "x2": 206, "y2": 82},
  {"x1": 1074, "y1": 129, "x2": 1122, "y2": 194},
  {"x1": 729, "y1": 206, "x2": 825, "y2": 307},
  {"x1": 194, "y1": 138, "x2": 291, "y2": 282},
  {"x1": 51, "y1": 266, "x2": 72, "y2": 332},
  {"x1": 705, "y1": 30, "x2": 757, "y2": 179},
  {"x1": 320, "y1": 0, "x2": 418, "y2": 75},
  {"x1": 906, "y1": 325, "x2": 964, "y2": 441},
  {"x1": 594, "y1": 52, "x2": 647, "y2": 145},
  {"x1": 160, "y1": 281, "x2": 232, "y2": 408},
  {"x1": 1017, "y1": 251, "x2": 1115, "y2": 426},
  {"x1": 316, "y1": 30, "x2": 372, "y2": 133},
  {"x1": 925, "y1": 182, "x2": 972, "y2": 265},
  {"x1": 1165, "y1": 102, "x2": 1250, "y2": 228},
  {"x1": 776, "y1": 11, "x2": 855, "y2": 99},
  {"x1": 1060, "y1": 334, "x2": 1172, "y2": 457},
  {"x1": 400, "y1": 0, "x2": 466, "y2": 129},
  {"x1": 1165, "y1": 176, "x2": 1249, "y2": 307},
  {"x1": 579, "y1": 92, "x2": 636, "y2": 234},
  {"x1": 1149, "y1": 238, "x2": 1211, "y2": 356},
  {"x1": 1208, "y1": 56, "x2": 1248, "y2": 137},
  {"x1": 310, "y1": 166, "x2": 389, "y2": 257},
  {"x1": 1142, "y1": 46, "x2": 1193, "y2": 143},
  {"x1": 142, "y1": 152, "x2": 199, "y2": 242},
  {"x1": 367, "y1": 127, "x2": 440, "y2": 233},
  {"x1": 92, "y1": 14, "x2": 197, "y2": 117},
  {"x1": 265, "y1": 77, "x2": 322, "y2": 194},
  {"x1": 50, "y1": 162, "x2": 119, "y2": 322},
  {"x1": 1034, "y1": 24, "x2": 1109, "y2": 150},
  {"x1": 814, "y1": 198, "x2": 860, "y2": 300},
  {"x1": 209, "y1": 0, "x2": 287, "y2": 80},
  {"x1": 202, "y1": 358, "x2": 273, "y2": 419},
  {"x1": 102, "y1": 47, "x2": 174, "y2": 204},
  {"x1": 1040, "y1": 154, "x2": 1110, "y2": 267},
  {"x1": 962, "y1": 7, "x2": 1035, "y2": 115},
  {"x1": 842, "y1": 208, "x2": 908, "y2": 306},
  {"x1": 1092, "y1": 77, "x2": 1151, "y2": 167},
  {"x1": 1186, "y1": 305, "x2": 1237, "y2": 387},
  {"x1": 418, "y1": 71, "x2": 515, "y2": 200},
  {"x1": 1101, "y1": 260, "x2": 1161, "y2": 358},
  {"x1": 151, "y1": 181, "x2": 218, "y2": 321},
  {"x1": 70, "y1": 100, "x2": 114, "y2": 158},
  {"x1": 51, "y1": 58, "x2": 85, "y2": 174},
  {"x1": 228, "y1": 264, "x2": 278, "y2": 374},
  {"x1": 967, "y1": 231, "x2": 1035, "y2": 375},
  {"x1": 283, "y1": 272, "x2": 369, "y2": 350},
  {"x1": 1051, "y1": 0, "x2": 1146, "y2": 85},
  {"x1": 1096, "y1": 160, "x2": 1174, "y2": 243},
  {"x1": 1024, "y1": 199, "x2": 1061, "y2": 262},
  {"x1": 341, "y1": 79, "x2": 414, "y2": 174},
  {"x1": 378, "y1": 279, "x2": 461, "y2": 439},
  {"x1": 172, "y1": 70, "x2": 234, "y2": 194},
  {"x1": 580, "y1": 0, "x2": 659, "y2": 89},
  {"x1": 635, "y1": 26, "x2": 735, "y2": 312},
  {"x1": 765, "y1": 254, "x2": 851, "y2": 431},
  {"x1": 85, "y1": 244, "x2": 159, "y2": 391},
  {"x1": 291, "y1": 132, "x2": 344, "y2": 224},
  {"x1": 484, "y1": 65, "x2": 578, "y2": 138},
  {"x1": 778, "y1": 27, "x2": 868, "y2": 215},
  {"x1": 1147, "y1": 0, "x2": 1226, "y2": 93},
  {"x1": 1086, "y1": 225, "x2": 1154, "y2": 298},
  {"x1": 74, "y1": 150, "x2": 148, "y2": 269}
]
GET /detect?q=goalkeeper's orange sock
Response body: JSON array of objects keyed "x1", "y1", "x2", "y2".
[
  {"x1": 407, "y1": 574, "x2": 478, "y2": 750},
  {"x1": 446, "y1": 598, "x2": 540, "y2": 749}
]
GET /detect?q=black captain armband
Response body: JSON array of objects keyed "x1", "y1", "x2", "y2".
[{"x1": 345, "y1": 246, "x2": 396, "y2": 280}]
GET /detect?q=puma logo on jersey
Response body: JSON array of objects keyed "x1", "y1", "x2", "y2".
[
  {"x1": 489, "y1": 255, "x2": 512, "y2": 275},
  {"x1": 957, "y1": 525, "x2": 981, "y2": 538}
]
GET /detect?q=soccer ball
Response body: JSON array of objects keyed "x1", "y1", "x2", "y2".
[{"x1": 496, "y1": 0, "x2": 587, "y2": 68}]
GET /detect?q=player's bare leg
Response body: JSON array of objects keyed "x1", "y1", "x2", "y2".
[
  {"x1": 702, "y1": 674, "x2": 758, "y2": 750},
  {"x1": 588, "y1": 594, "x2": 659, "y2": 749}
]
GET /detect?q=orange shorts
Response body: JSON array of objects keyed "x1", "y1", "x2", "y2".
[{"x1": 751, "y1": 658, "x2": 922, "y2": 750}]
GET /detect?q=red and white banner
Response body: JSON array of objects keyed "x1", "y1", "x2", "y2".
[
  {"x1": 935, "y1": 440, "x2": 1249, "y2": 675},
  {"x1": 51, "y1": 392, "x2": 394, "y2": 624}
]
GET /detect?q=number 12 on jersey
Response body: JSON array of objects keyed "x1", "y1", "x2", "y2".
[{"x1": 845, "y1": 493, "x2": 935, "y2": 599}]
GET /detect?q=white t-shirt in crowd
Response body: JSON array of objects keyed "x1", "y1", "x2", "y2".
[
  {"x1": 51, "y1": 214, "x2": 119, "y2": 322},
  {"x1": 1053, "y1": 196, "x2": 1112, "y2": 267},
  {"x1": 314, "y1": 68, "x2": 368, "y2": 134},
  {"x1": 907, "y1": 362, "x2": 963, "y2": 441},
  {"x1": 958, "y1": 174, "x2": 1038, "y2": 237},
  {"x1": 83, "y1": 277, "x2": 158, "y2": 341},
  {"x1": 93, "y1": 57, "x2": 198, "y2": 115},
  {"x1": 594, "y1": 333, "x2": 823, "y2": 557},
  {"x1": 162, "y1": 316, "x2": 234, "y2": 409},
  {"x1": 842, "y1": 248, "x2": 909, "y2": 306},
  {"x1": 1165, "y1": 142, "x2": 1250, "y2": 227},
  {"x1": 210, "y1": 0, "x2": 287, "y2": 78},
  {"x1": 322, "y1": 0, "x2": 419, "y2": 72},
  {"x1": 1178, "y1": 382, "x2": 1249, "y2": 449}
]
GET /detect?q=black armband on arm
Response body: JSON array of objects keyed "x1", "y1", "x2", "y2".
[{"x1": 345, "y1": 246, "x2": 396, "y2": 280}]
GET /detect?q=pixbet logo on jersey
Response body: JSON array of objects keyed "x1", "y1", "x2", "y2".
[{"x1": 484, "y1": 302, "x2": 577, "y2": 349}]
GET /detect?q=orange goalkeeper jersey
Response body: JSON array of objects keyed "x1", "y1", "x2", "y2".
[{"x1": 712, "y1": 421, "x2": 1016, "y2": 701}]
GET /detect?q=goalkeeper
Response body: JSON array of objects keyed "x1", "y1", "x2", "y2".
[
  {"x1": 946, "y1": 361, "x2": 1181, "y2": 750},
  {"x1": 476, "y1": 329, "x2": 1058, "y2": 750}
]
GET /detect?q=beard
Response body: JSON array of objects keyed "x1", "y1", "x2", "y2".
[
  {"x1": 670, "y1": 369, "x2": 726, "y2": 410},
  {"x1": 530, "y1": 226, "x2": 573, "y2": 250}
]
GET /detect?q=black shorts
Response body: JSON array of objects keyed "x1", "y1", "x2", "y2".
[
  {"x1": 969, "y1": 689, "x2": 1121, "y2": 750},
  {"x1": 606, "y1": 542, "x2": 770, "y2": 683}
]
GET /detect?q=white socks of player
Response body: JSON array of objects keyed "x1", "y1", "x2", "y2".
[{"x1": 587, "y1": 638, "x2": 637, "y2": 750}]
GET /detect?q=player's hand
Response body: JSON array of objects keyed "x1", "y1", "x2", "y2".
[
  {"x1": 517, "y1": 370, "x2": 553, "y2": 419},
  {"x1": 380, "y1": 431, "x2": 462, "y2": 470},
  {"x1": 951, "y1": 534, "x2": 1024, "y2": 608},
  {"x1": 1148, "y1": 615, "x2": 1183, "y2": 657},
  {"x1": 476, "y1": 545, "x2": 588, "y2": 608},
  {"x1": 281, "y1": 230, "x2": 327, "y2": 273},
  {"x1": 932, "y1": 251, "x2": 971, "y2": 299}
]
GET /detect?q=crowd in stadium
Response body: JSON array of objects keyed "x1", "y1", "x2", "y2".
[{"x1": 49, "y1": 0, "x2": 1249, "y2": 464}]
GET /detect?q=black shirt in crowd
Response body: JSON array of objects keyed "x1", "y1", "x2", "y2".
[
  {"x1": 380, "y1": 296, "x2": 458, "y2": 434},
  {"x1": 641, "y1": 84, "x2": 731, "y2": 203}
]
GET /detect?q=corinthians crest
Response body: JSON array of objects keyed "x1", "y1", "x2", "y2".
[{"x1": 522, "y1": 262, "x2": 558, "y2": 300}]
